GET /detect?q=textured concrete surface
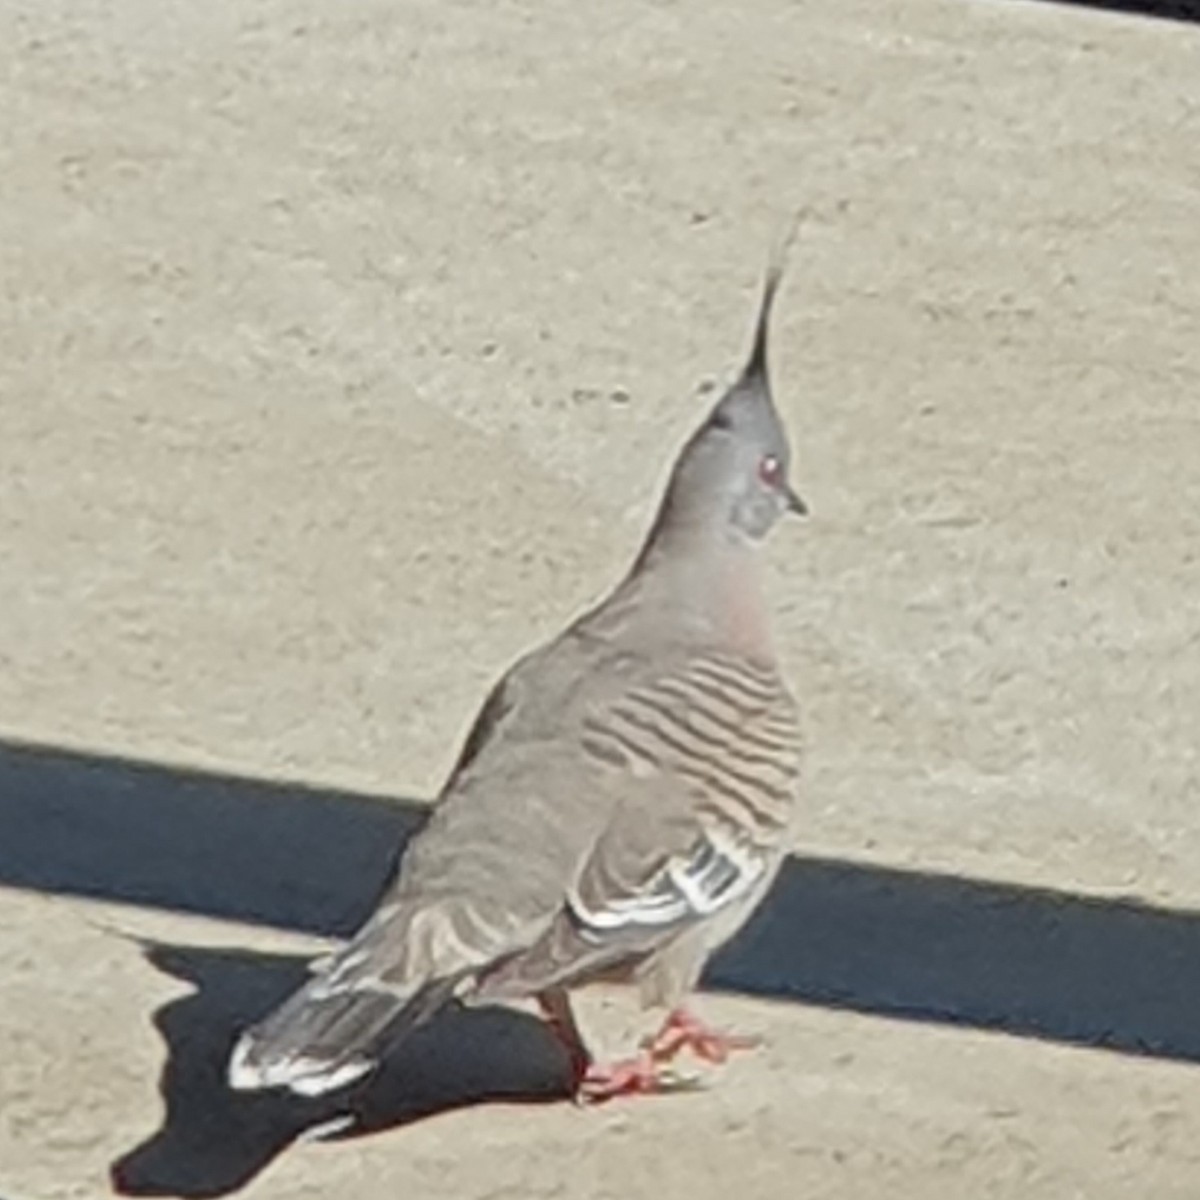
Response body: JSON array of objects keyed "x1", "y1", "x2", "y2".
[{"x1": 2, "y1": 0, "x2": 1199, "y2": 1196}]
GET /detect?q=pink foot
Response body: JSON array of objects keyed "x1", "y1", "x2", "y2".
[
  {"x1": 642, "y1": 1007, "x2": 761, "y2": 1066},
  {"x1": 575, "y1": 1053, "x2": 664, "y2": 1104}
]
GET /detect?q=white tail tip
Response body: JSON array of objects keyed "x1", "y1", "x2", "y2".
[{"x1": 226, "y1": 1033, "x2": 374, "y2": 1096}]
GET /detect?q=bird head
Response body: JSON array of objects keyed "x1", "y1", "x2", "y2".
[{"x1": 656, "y1": 238, "x2": 806, "y2": 546}]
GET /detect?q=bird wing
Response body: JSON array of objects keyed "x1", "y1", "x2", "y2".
[{"x1": 296, "y1": 637, "x2": 646, "y2": 998}]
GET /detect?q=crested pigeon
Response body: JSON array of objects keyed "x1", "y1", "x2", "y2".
[{"x1": 228, "y1": 241, "x2": 806, "y2": 1102}]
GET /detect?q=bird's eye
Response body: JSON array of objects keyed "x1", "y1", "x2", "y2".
[{"x1": 758, "y1": 454, "x2": 782, "y2": 487}]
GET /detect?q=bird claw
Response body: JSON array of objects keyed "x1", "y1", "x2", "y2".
[
  {"x1": 543, "y1": 993, "x2": 751, "y2": 1105},
  {"x1": 575, "y1": 1053, "x2": 660, "y2": 1104},
  {"x1": 573, "y1": 1054, "x2": 704, "y2": 1105},
  {"x1": 641, "y1": 1008, "x2": 761, "y2": 1066}
]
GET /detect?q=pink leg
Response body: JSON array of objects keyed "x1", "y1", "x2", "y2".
[
  {"x1": 538, "y1": 995, "x2": 752, "y2": 1104},
  {"x1": 537, "y1": 990, "x2": 678, "y2": 1104},
  {"x1": 537, "y1": 988, "x2": 592, "y2": 1086},
  {"x1": 641, "y1": 1007, "x2": 761, "y2": 1066}
]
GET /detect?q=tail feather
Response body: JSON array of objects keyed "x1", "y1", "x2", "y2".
[{"x1": 228, "y1": 976, "x2": 411, "y2": 1097}]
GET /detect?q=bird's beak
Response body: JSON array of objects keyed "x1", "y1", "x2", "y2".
[{"x1": 785, "y1": 485, "x2": 808, "y2": 517}]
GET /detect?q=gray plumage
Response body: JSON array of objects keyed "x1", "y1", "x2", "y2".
[{"x1": 228, "y1": 238, "x2": 806, "y2": 1098}]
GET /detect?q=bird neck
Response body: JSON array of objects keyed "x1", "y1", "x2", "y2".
[{"x1": 620, "y1": 520, "x2": 776, "y2": 661}]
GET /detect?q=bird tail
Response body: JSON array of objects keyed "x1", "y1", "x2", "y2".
[{"x1": 227, "y1": 973, "x2": 445, "y2": 1098}]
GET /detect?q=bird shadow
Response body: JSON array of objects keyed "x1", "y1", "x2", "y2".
[{"x1": 110, "y1": 941, "x2": 570, "y2": 1198}]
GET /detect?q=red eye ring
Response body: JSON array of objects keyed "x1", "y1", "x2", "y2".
[{"x1": 758, "y1": 454, "x2": 782, "y2": 487}]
